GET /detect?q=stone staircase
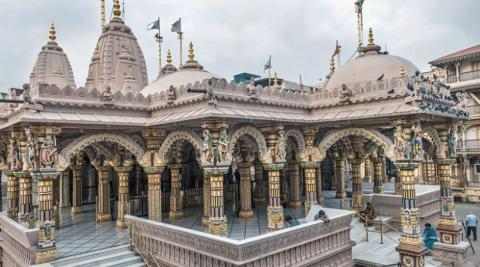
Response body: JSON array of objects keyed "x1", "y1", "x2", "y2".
[{"x1": 43, "y1": 245, "x2": 146, "y2": 267}]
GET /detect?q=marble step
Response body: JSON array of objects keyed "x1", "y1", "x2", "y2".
[{"x1": 47, "y1": 245, "x2": 146, "y2": 267}]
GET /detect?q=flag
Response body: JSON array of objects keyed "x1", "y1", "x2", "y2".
[
  {"x1": 264, "y1": 55, "x2": 271, "y2": 72},
  {"x1": 171, "y1": 18, "x2": 182, "y2": 33},
  {"x1": 147, "y1": 18, "x2": 160, "y2": 30}
]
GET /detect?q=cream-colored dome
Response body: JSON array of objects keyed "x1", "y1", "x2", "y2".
[
  {"x1": 85, "y1": 2, "x2": 148, "y2": 94},
  {"x1": 326, "y1": 30, "x2": 418, "y2": 91},
  {"x1": 326, "y1": 53, "x2": 418, "y2": 91},
  {"x1": 141, "y1": 68, "x2": 222, "y2": 96},
  {"x1": 29, "y1": 24, "x2": 76, "y2": 93}
]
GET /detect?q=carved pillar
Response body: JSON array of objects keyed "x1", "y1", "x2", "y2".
[
  {"x1": 254, "y1": 163, "x2": 265, "y2": 202},
  {"x1": 58, "y1": 171, "x2": 71, "y2": 208},
  {"x1": 169, "y1": 164, "x2": 184, "y2": 219},
  {"x1": 331, "y1": 158, "x2": 337, "y2": 190},
  {"x1": 33, "y1": 171, "x2": 58, "y2": 263},
  {"x1": 114, "y1": 166, "x2": 132, "y2": 229},
  {"x1": 436, "y1": 159, "x2": 461, "y2": 244},
  {"x1": 316, "y1": 166, "x2": 324, "y2": 204},
  {"x1": 373, "y1": 157, "x2": 384, "y2": 193},
  {"x1": 288, "y1": 161, "x2": 301, "y2": 208},
  {"x1": 95, "y1": 166, "x2": 112, "y2": 222},
  {"x1": 144, "y1": 166, "x2": 163, "y2": 222},
  {"x1": 364, "y1": 157, "x2": 373, "y2": 183},
  {"x1": 351, "y1": 159, "x2": 364, "y2": 211},
  {"x1": 265, "y1": 163, "x2": 284, "y2": 231},
  {"x1": 336, "y1": 157, "x2": 346, "y2": 198},
  {"x1": 238, "y1": 163, "x2": 253, "y2": 218},
  {"x1": 71, "y1": 165, "x2": 83, "y2": 214},
  {"x1": 6, "y1": 171, "x2": 18, "y2": 220},
  {"x1": 395, "y1": 160, "x2": 426, "y2": 267},
  {"x1": 301, "y1": 162, "x2": 318, "y2": 215},
  {"x1": 16, "y1": 172, "x2": 33, "y2": 226},
  {"x1": 201, "y1": 173, "x2": 211, "y2": 226},
  {"x1": 206, "y1": 167, "x2": 228, "y2": 237}
]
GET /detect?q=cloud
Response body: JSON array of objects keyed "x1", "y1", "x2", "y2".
[{"x1": 0, "y1": 0, "x2": 478, "y2": 91}]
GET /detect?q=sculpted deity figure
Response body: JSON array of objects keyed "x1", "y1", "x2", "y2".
[
  {"x1": 167, "y1": 85, "x2": 177, "y2": 103},
  {"x1": 216, "y1": 129, "x2": 229, "y2": 163},
  {"x1": 394, "y1": 124, "x2": 409, "y2": 159},
  {"x1": 247, "y1": 77, "x2": 258, "y2": 97},
  {"x1": 22, "y1": 84, "x2": 34, "y2": 105},
  {"x1": 447, "y1": 127, "x2": 456, "y2": 158},
  {"x1": 411, "y1": 123, "x2": 424, "y2": 160},
  {"x1": 0, "y1": 140, "x2": 6, "y2": 167},
  {"x1": 102, "y1": 86, "x2": 113, "y2": 102},
  {"x1": 9, "y1": 137, "x2": 21, "y2": 170},
  {"x1": 275, "y1": 130, "x2": 287, "y2": 162},
  {"x1": 40, "y1": 135, "x2": 57, "y2": 168},
  {"x1": 25, "y1": 127, "x2": 36, "y2": 169},
  {"x1": 202, "y1": 129, "x2": 213, "y2": 163},
  {"x1": 455, "y1": 91, "x2": 469, "y2": 111}
]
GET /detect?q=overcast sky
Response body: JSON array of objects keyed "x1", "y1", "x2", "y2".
[{"x1": 0, "y1": 0, "x2": 478, "y2": 91}]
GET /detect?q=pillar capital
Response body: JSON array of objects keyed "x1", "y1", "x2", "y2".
[
  {"x1": 203, "y1": 165, "x2": 229, "y2": 176},
  {"x1": 113, "y1": 165, "x2": 133, "y2": 173},
  {"x1": 143, "y1": 165, "x2": 165, "y2": 174},
  {"x1": 263, "y1": 163, "x2": 285, "y2": 171}
]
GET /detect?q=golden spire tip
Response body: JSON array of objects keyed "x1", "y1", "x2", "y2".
[
  {"x1": 49, "y1": 23, "x2": 56, "y2": 42},
  {"x1": 167, "y1": 49, "x2": 172, "y2": 64},
  {"x1": 400, "y1": 66, "x2": 406, "y2": 78},
  {"x1": 113, "y1": 0, "x2": 121, "y2": 20},
  {"x1": 368, "y1": 27, "x2": 374, "y2": 45},
  {"x1": 188, "y1": 42, "x2": 195, "y2": 61}
]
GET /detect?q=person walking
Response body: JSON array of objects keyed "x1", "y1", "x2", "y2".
[{"x1": 466, "y1": 211, "x2": 478, "y2": 241}]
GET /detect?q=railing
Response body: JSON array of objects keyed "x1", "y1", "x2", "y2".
[
  {"x1": 460, "y1": 70, "x2": 480, "y2": 82},
  {"x1": 355, "y1": 212, "x2": 454, "y2": 267},
  {"x1": 0, "y1": 215, "x2": 38, "y2": 266},
  {"x1": 447, "y1": 75, "x2": 457, "y2": 84},
  {"x1": 125, "y1": 208, "x2": 355, "y2": 266},
  {"x1": 464, "y1": 139, "x2": 480, "y2": 149},
  {"x1": 128, "y1": 225, "x2": 159, "y2": 267}
]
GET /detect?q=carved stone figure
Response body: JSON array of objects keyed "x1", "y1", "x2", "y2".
[
  {"x1": 22, "y1": 84, "x2": 34, "y2": 105},
  {"x1": 202, "y1": 129, "x2": 213, "y2": 164},
  {"x1": 455, "y1": 91, "x2": 469, "y2": 111},
  {"x1": 25, "y1": 127, "x2": 36, "y2": 169},
  {"x1": 9, "y1": 137, "x2": 21, "y2": 170},
  {"x1": 247, "y1": 78, "x2": 258, "y2": 97},
  {"x1": 275, "y1": 130, "x2": 287, "y2": 162},
  {"x1": 0, "y1": 139, "x2": 7, "y2": 167},
  {"x1": 393, "y1": 125, "x2": 408, "y2": 159},
  {"x1": 102, "y1": 86, "x2": 113, "y2": 102},
  {"x1": 339, "y1": 84, "x2": 353, "y2": 102},
  {"x1": 40, "y1": 135, "x2": 57, "y2": 168},
  {"x1": 411, "y1": 123, "x2": 424, "y2": 160},
  {"x1": 447, "y1": 127, "x2": 456, "y2": 158},
  {"x1": 216, "y1": 129, "x2": 229, "y2": 163},
  {"x1": 167, "y1": 85, "x2": 177, "y2": 104}
]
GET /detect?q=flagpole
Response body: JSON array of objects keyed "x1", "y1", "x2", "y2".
[
  {"x1": 100, "y1": 0, "x2": 106, "y2": 27},
  {"x1": 178, "y1": 18, "x2": 183, "y2": 68},
  {"x1": 156, "y1": 17, "x2": 163, "y2": 78}
]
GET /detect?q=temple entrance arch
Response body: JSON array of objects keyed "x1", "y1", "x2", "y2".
[
  {"x1": 228, "y1": 125, "x2": 269, "y2": 164},
  {"x1": 157, "y1": 130, "x2": 203, "y2": 165}
]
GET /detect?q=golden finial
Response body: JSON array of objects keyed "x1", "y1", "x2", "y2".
[
  {"x1": 273, "y1": 72, "x2": 279, "y2": 86},
  {"x1": 113, "y1": 0, "x2": 121, "y2": 20},
  {"x1": 188, "y1": 42, "x2": 195, "y2": 61},
  {"x1": 166, "y1": 49, "x2": 172, "y2": 64},
  {"x1": 400, "y1": 66, "x2": 406, "y2": 78},
  {"x1": 329, "y1": 56, "x2": 335, "y2": 73},
  {"x1": 49, "y1": 23, "x2": 56, "y2": 42},
  {"x1": 368, "y1": 27, "x2": 374, "y2": 45}
]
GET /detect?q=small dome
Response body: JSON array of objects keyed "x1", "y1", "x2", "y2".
[
  {"x1": 141, "y1": 42, "x2": 222, "y2": 96},
  {"x1": 326, "y1": 28, "x2": 418, "y2": 91},
  {"x1": 29, "y1": 24, "x2": 76, "y2": 93},
  {"x1": 85, "y1": 1, "x2": 148, "y2": 93},
  {"x1": 140, "y1": 69, "x2": 222, "y2": 96}
]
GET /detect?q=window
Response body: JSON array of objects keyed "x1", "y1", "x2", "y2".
[{"x1": 475, "y1": 164, "x2": 480, "y2": 174}]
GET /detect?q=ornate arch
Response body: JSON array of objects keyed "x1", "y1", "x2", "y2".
[
  {"x1": 228, "y1": 125, "x2": 269, "y2": 163},
  {"x1": 317, "y1": 128, "x2": 395, "y2": 161},
  {"x1": 422, "y1": 126, "x2": 445, "y2": 158},
  {"x1": 285, "y1": 129, "x2": 306, "y2": 156},
  {"x1": 58, "y1": 133, "x2": 146, "y2": 171},
  {"x1": 158, "y1": 130, "x2": 203, "y2": 165}
]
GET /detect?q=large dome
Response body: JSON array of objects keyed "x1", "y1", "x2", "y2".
[
  {"x1": 326, "y1": 33, "x2": 418, "y2": 91},
  {"x1": 85, "y1": 1, "x2": 148, "y2": 93},
  {"x1": 141, "y1": 43, "x2": 222, "y2": 96}
]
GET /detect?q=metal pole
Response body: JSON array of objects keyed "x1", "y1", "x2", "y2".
[{"x1": 178, "y1": 31, "x2": 183, "y2": 68}]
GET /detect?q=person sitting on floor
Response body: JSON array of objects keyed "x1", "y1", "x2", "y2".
[
  {"x1": 314, "y1": 210, "x2": 331, "y2": 223},
  {"x1": 360, "y1": 202, "x2": 376, "y2": 225},
  {"x1": 284, "y1": 214, "x2": 300, "y2": 228},
  {"x1": 422, "y1": 223, "x2": 438, "y2": 250}
]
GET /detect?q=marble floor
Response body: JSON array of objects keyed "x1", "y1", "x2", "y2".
[{"x1": 55, "y1": 201, "x2": 306, "y2": 258}]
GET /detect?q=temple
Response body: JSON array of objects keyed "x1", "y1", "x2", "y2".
[{"x1": 0, "y1": 1, "x2": 475, "y2": 267}]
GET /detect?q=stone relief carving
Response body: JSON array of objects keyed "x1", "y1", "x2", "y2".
[
  {"x1": 157, "y1": 130, "x2": 203, "y2": 166},
  {"x1": 39, "y1": 133, "x2": 57, "y2": 169},
  {"x1": 275, "y1": 130, "x2": 287, "y2": 162},
  {"x1": 58, "y1": 133, "x2": 145, "y2": 171},
  {"x1": 25, "y1": 127, "x2": 36, "y2": 170},
  {"x1": 9, "y1": 135, "x2": 22, "y2": 171},
  {"x1": 228, "y1": 125, "x2": 269, "y2": 164},
  {"x1": 285, "y1": 128, "x2": 306, "y2": 160},
  {"x1": 318, "y1": 128, "x2": 395, "y2": 161}
]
